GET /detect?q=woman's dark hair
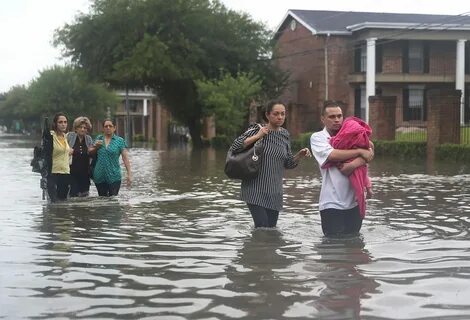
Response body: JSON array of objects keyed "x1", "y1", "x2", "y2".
[
  {"x1": 51, "y1": 112, "x2": 67, "y2": 132},
  {"x1": 102, "y1": 118, "x2": 114, "y2": 127},
  {"x1": 262, "y1": 100, "x2": 286, "y2": 122}
]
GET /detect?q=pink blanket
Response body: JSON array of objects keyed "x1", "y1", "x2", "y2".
[{"x1": 326, "y1": 117, "x2": 371, "y2": 218}]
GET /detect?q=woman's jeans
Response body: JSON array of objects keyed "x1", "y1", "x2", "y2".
[
  {"x1": 247, "y1": 204, "x2": 279, "y2": 228},
  {"x1": 47, "y1": 173, "x2": 70, "y2": 202},
  {"x1": 95, "y1": 181, "x2": 121, "y2": 197}
]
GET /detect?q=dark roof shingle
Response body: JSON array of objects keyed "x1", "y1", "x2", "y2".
[{"x1": 288, "y1": 10, "x2": 470, "y2": 34}]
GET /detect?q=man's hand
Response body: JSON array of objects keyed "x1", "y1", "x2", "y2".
[
  {"x1": 337, "y1": 162, "x2": 355, "y2": 176},
  {"x1": 359, "y1": 148, "x2": 374, "y2": 163},
  {"x1": 337, "y1": 157, "x2": 367, "y2": 176}
]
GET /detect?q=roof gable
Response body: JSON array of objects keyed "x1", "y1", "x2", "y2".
[{"x1": 275, "y1": 10, "x2": 470, "y2": 36}]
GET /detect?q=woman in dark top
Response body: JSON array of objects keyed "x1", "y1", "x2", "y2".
[
  {"x1": 67, "y1": 117, "x2": 94, "y2": 197},
  {"x1": 229, "y1": 101, "x2": 311, "y2": 228}
]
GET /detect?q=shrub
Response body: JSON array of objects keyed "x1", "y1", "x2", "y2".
[
  {"x1": 436, "y1": 144, "x2": 470, "y2": 161},
  {"x1": 373, "y1": 140, "x2": 426, "y2": 158},
  {"x1": 133, "y1": 134, "x2": 145, "y2": 142},
  {"x1": 291, "y1": 132, "x2": 313, "y2": 151}
]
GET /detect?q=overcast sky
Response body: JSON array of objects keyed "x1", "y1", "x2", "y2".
[{"x1": 0, "y1": 0, "x2": 468, "y2": 93}]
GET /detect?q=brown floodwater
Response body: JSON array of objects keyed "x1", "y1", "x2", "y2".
[{"x1": 1, "y1": 135, "x2": 469, "y2": 319}]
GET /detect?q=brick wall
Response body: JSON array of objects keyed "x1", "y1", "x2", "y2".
[
  {"x1": 426, "y1": 89, "x2": 461, "y2": 158},
  {"x1": 382, "y1": 42, "x2": 403, "y2": 74},
  {"x1": 429, "y1": 41, "x2": 455, "y2": 76},
  {"x1": 369, "y1": 96, "x2": 397, "y2": 140},
  {"x1": 275, "y1": 21, "x2": 353, "y2": 135}
]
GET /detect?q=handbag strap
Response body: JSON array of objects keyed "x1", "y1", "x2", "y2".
[
  {"x1": 252, "y1": 124, "x2": 264, "y2": 156},
  {"x1": 244, "y1": 123, "x2": 263, "y2": 135}
]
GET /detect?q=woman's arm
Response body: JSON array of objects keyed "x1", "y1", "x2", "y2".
[
  {"x1": 121, "y1": 149, "x2": 132, "y2": 187},
  {"x1": 229, "y1": 124, "x2": 265, "y2": 153},
  {"x1": 88, "y1": 136, "x2": 103, "y2": 155},
  {"x1": 243, "y1": 126, "x2": 268, "y2": 148},
  {"x1": 293, "y1": 148, "x2": 311, "y2": 162}
]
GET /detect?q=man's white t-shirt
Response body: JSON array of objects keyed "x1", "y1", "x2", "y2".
[{"x1": 310, "y1": 128, "x2": 357, "y2": 211}]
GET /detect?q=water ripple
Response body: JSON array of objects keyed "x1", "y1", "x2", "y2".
[{"x1": 1, "y1": 146, "x2": 470, "y2": 319}]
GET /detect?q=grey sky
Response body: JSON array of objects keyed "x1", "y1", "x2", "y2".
[{"x1": 0, "y1": 0, "x2": 467, "y2": 93}]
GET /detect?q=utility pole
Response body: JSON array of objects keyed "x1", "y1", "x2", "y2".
[{"x1": 125, "y1": 83, "x2": 131, "y2": 145}]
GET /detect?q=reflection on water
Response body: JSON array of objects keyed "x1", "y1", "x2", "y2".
[{"x1": 1, "y1": 138, "x2": 470, "y2": 319}]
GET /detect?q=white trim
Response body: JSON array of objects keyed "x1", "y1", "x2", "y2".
[
  {"x1": 289, "y1": 11, "x2": 318, "y2": 34},
  {"x1": 347, "y1": 22, "x2": 470, "y2": 32},
  {"x1": 143, "y1": 99, "x2": 148, "y2": 117},
  {"x1": 317, "y1": 30, "x2": 352, "y2": 35},
  {"x1": 456, "y1": 39, "x2": 466, "y2": 125},
  {"x1": 115, "y1": 91, "x2": 156, "y2": 99},
  {"x1": 365, "y1": 37, "x2": 377, "y2": 124}
]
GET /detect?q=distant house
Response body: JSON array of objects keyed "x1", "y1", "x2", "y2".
[
  {"x1": 110, "y1": 87, "x2": 170, "y2": 146},
  {"x1": 274, "y1": 10, "x2": 470, "y2": 136}
]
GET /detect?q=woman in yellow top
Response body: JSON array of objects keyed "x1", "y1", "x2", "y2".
[{"x1": 47, "y1": 112, "x2": 71, "y2": 202}]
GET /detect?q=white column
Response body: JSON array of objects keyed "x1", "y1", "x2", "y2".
[
  {"x1": 143, "y1": 98, "x2": 148, "y2": 116},
  {"x1": 456, "y1": 39, "x2": 466, "y2": 125},
  {"x1": 366, "y1": 38, "x2": 377, "y2": 124}
]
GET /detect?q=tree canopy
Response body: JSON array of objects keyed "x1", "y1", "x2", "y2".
[
  {"x1": 54, "y1": 0, "x2": 286, "y2": 147},
  {"x1": 0, "y1": 65, "x2": 117, "y2": 133},
  {"x1": 197, "y1": 71, "x2": 261, "y2": 139}
]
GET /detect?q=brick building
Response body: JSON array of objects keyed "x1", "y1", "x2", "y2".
[
  {"x1": 98, "y1": 87, "x2": 170, "y2": 147},
  {"x1": 274, "y1": 10, "x2": 470, "y2": 137}
]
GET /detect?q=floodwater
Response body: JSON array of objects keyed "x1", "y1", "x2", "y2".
[{"x1": 1, "y1": 135, "x2": 470, "y2": 320}]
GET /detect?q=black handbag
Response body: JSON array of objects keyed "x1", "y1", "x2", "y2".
[{"x1": 224, "y1": 135, "x2": 264, "y2": 180}]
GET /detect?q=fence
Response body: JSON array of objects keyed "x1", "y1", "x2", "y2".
[
  {"x1": 462, "y1": 124, "x2": 470, "y2": 144},
  {"x1": 395, "y1": 104, "x2": 427, "y2": 142},
  {"x1": 394, "y1": 104, "x2": 470, "y2": 144}
]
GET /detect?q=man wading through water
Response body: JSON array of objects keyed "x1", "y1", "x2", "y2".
[{"x1": 310, "y1": 101, "x2": 374, "y2": 237}]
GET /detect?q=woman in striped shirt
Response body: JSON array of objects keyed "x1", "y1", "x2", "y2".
[{"x1": 230, "y1": 101, "x2": 311, "y2": 228}]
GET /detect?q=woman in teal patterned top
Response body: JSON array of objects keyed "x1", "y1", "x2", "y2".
[{"x1": 92, "y1": 119, "x2": 132, "y2": 196}]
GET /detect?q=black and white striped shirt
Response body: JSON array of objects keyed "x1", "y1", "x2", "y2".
[{"x1": 230, "y1": 124, "x2": 298, "y2": 211}]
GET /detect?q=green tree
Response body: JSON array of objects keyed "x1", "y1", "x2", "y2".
[
  {"x1": 28, "y1": 65, "x2": 117, "y2": 121},
  {"x1": 197, "y1": 71, "x2": 261, "y2": 139},
  {"x1": 0, "y1": 66, "x2": 117, "y2": 132},
  {"x1": 0, "y1": 85, "x2": 35, "y2": 130},
  {"x1": 54, "y1": 0, "x2": 286, "y2": 147}
]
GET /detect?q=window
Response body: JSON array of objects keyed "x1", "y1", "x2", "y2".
[
  {"x1": 465, "y1": 85, "x2": 470, "y2": 124},
  {"x1": 354, "y1": 43, "x2": 383, "y2": 73},
  {"x1": 403, "y1": 85, "x2": 426, "y2": 121},
  {"x1": 122, "y1": 99, "x2": 142, "y2": 113},
  {"x1": 360, "y1": 86, "x2": 367, "y2": 119},
  {"x1": 409, "y1": 42, "x2": 424, "y2": 73},
  {"x1": 360, "y1": 46, "x2": 367, "y2": 72},
  {"x1": 354, "y1": 45, "x2": 367, "y2": 72},
  {"x1": 403, "y1": 41, "x2": 429, "y2": 73},
  {"x1": 465, "y1": 42, "x2": 470, "y2": 75}
]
